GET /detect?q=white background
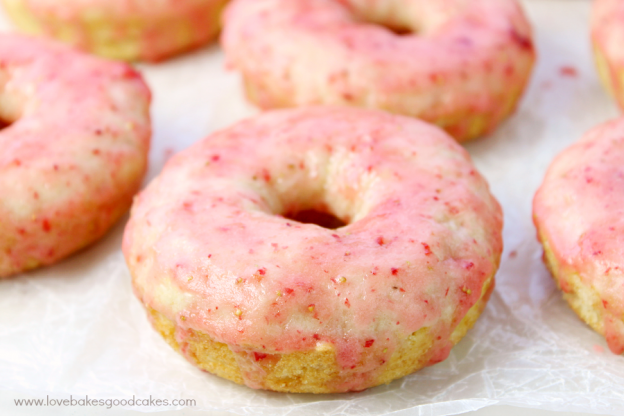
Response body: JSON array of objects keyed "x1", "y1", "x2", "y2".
[{"x1": 0, "y1": 0, "x2": 620, "y2": 415}]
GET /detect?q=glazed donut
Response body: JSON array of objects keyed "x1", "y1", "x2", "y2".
[
  {"x1": 1, "y1": 0, "x2": 229, "y2": 61},
  {"x1": 221, "y1": 0, "x2": 535, "y2": 143},
  {"x1": 123, "y1": 107, "x2": 503, "y2": 393},
  {"x1": 534, "y1": 118, "x2": 624, "y2": 354},
  {"x1": 592, "y1": 0, "x2": 624, "y2": 109},
  {"x1": 0, "y1": 34, "x2": 150, "y2": 278}
]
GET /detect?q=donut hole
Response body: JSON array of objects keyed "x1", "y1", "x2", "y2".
[
  {"x1": 264, "y1": 152, "x2": 368, "y2": 230},
  {"x1": 0, "y1": 113, "x2": 16, "y2": 130},
  {"x1": 358, "y1": 16, "x2": 416, "y2": 36},
  {"x1": 283, "y1": 208, "x2": 347, "y2": 229},
  {"x1": 377, "y1": 22, "x2": 414, "y2": 36},
  {"x1": 341, "y1": 1, "x2": 419, "y2": 36},
  {"x1": 0, "y1": 89, "x2": 24, "y2": 130}
]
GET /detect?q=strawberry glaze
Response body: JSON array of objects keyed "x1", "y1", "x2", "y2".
[
  {"x1": 534, "y1": 118, "x2": 624, "y2": 354},
  {"x1": 124, "y1": 107, "x2": 503, "y2": 391},
  {"x1": 0, "y1": 34, "x2": 150, "y2": 277},
  {"x1": 592, "y1": 0, "x2": 624, "y2": 109},
  {"x1": 221, "y1": 0, "x2": 535, "y2": 142}
]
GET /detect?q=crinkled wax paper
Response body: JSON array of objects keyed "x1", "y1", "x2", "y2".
[{"x1": 1, "y1": 1, "x2": 624, "y2": 415}]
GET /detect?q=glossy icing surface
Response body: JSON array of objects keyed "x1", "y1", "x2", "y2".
[
  {"x1": 124, "y1": 107, "x2": 503, "y2": 390},
  {"x1": 221, "y1": 0, "x2": 535, "y2": 142},
  {"x1": 0, "y1": 34, "x2": 150, "y2": 277},
  {"x1": 533, "y1": 118, "x2": 624, "y2": 354},
  {"x1": 592, "y1": 0, "x2": 624, "y2": 109}
]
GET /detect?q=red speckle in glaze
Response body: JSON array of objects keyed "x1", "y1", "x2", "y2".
[
  {"x1": 123, "y1": 106, "x2": 505, "y2": 392},
  {"x1": 262, "y1": 169, "x2": 271, "y2": 182},
  {"x1": 42, "y1": 219, "x2": 51, "y2": 232},
  {"x1": 465, "y1": 262, "x2": 474, "y2": 270},
  {"x1": 422, "y1": 243, "x2": 432, "y2": 255},
  {"x1": 509, "y1": 28, "x2": 532, "y2": 50},
  {"x1": 605, "y1": 316, "x2": 624, "y2": 354},
  {"x1": 504, "y1": 65, "x2": 514, "y2": 76},
  {"x1": 254, "y1": 352, "x2": 267, "y2": 361},
  {"x1": 559, "y1": 278, "x2": 572, "y2": 293},
  {"x1": 211, "y1": 154, "x2": 221, "y2": 162},
  {"x1": 603, "y1": 300, "x2": 609, "y2": 308},
  {"x1": 509, "y1": 250, "x2": 517, "y2": 259}
]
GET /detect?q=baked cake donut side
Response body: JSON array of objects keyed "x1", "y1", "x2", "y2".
[
  {"x1": 533, "y1": 118, "x2": 624, "y2": 354},
  {"x1": 123, "y1": 107, "x2": 503, "y2": 393},
  {"x1": 221, "y1": 0, "x2": 535, "y2": 143},
  {"x1": 592, "y1": 0, "x2": 624, "y2": 109},
  {"x1": 0, "y1": 34, "x2": 150, "y2": 278},
  {"x1": 1, "y1": 0, "x2": 229, "y2": 61}
]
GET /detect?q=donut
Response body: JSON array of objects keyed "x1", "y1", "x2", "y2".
[
  {"x1": 533, "y1": 118, "x2": 624, "y2": 354},
  {"x1": 1, "y1": 0, "x2": 229, "y2": 61},
  {"x1": 123, "y1": 107, "x2": 503, "y2": 393},
  {"x1": 592, "y1": 0, "x2": 624, "y2": 109},
  {"x1": 221, "y1": 0, "x2": 535, "y2": 143},
  {"x1": 0, "y1": 34, "x2": 150, "y2": 278}
]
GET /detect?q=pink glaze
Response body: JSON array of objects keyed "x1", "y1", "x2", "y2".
[
  {"x1": 0, "y1": 34, "x2": 150, "y2": 277},
  {"x1": 592, "y1": 0, "x2": 624, "y2": 109},
  {"x1": 533, "y1": 118, "x2": 624, "y2": 354},
  {"x1": 2, "y1": 0, "x2": 229, "y2": 61},
  {"x1": 123, "y1": 107, "x2": 503, "y2": 391},
  {"x1": 221, "y1": 0, "x2": 535, "y2": 142}
]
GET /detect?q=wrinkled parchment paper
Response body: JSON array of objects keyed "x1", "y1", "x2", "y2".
[{"x1": 2, "y1": 1, "x2": 624, "y2": 415}]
